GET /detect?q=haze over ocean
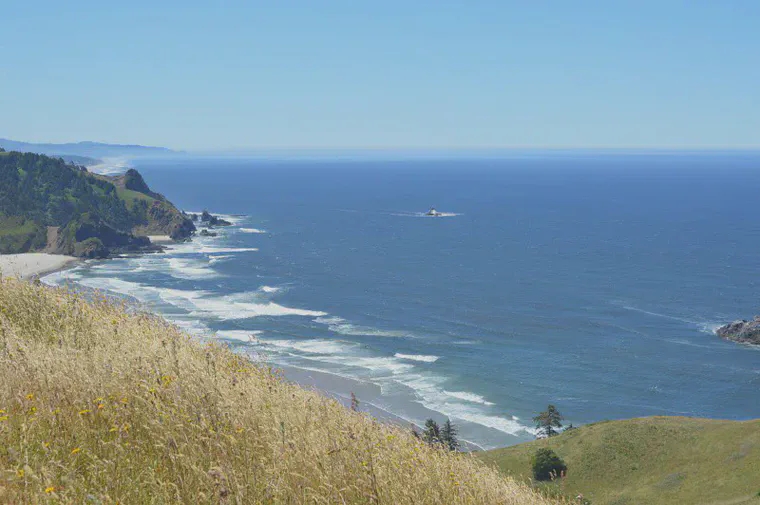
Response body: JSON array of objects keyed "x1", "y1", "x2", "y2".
[{"x1": 45, "y1": 152, "x2": 760, "y2": 449}]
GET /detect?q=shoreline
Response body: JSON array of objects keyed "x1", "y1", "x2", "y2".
[{"x1": 0, "y1": 253, "x2": 80, "y2": 281}]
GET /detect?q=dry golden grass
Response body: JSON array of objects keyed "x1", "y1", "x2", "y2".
[{"x1": 0, "y1": 278, "x2": 560, "y2": 504}]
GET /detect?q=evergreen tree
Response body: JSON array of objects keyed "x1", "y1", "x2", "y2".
[
  {"x1": 422, "y1": 419, "x2": 441, "y2": 445},
  {"x1": 533, "y1": 405, "x2": 564, "y2": 438},
  {"x1": 440, "y1": 418, "x2": 460, "y2": 451}
]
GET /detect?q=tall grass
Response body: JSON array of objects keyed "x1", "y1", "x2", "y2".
[{"x1": 0, "y1": 278, "x2": 559, "y2": 504}]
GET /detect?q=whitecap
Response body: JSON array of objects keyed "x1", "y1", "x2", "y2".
[
  {"x1": 216, "y1": 330, "x2": 263, "y2": 342},
  {"x1": 259, "y1": 286, "x2": 282, "y2": 293},
  {"x1": 315, "y1": 316, "x2": 407, "y2": 337},
  {"x1": 264, "y1": 338, "x2": 354, "y2": 355},
  {"x1": 394, "y1": 353, "x2": 440, "y2": 363},
  {"x1": 208, "y1": 255, "x2": 233, "y2": 265},
  {"x1": 240, "y1": 228, "x2": 267, "y2": 234},
  {"x1": 443, "y1": 390, "x2": 495, "y2": 405},
  {"x1": 166, "y1": 257, "x2": 220, "y2": 279},
  {"x1": 196, "y1": 246, "x2": 258, "y2": 254}
]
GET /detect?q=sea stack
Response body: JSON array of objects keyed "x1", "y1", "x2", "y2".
[{"x1": 716, "y1": 316, "x2": 760, "y2": 345}]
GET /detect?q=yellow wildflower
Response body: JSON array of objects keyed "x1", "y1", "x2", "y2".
[
  {"x1": 45, "y1": 486, "x2": 55, "y2": 494},
  {"x1": 0, "y1": 416, "x2": 8, "y2": 422},
  {"x1": 71, "y1": 447, "x2": 81, "y2": 454},
  {"x1": 17, "y1": 469, "x2": 24, "y2": 478},
  {"x1": 25, "y1": 393, "x2": 34, "y2": 400},
  {"x1": 79, "y1": 409, "x2": 91, "y2": 415}
]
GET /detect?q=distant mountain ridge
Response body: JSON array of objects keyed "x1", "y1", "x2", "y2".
[{"x1": 0, "y1": 138, "x2": 178, "y2": 159}]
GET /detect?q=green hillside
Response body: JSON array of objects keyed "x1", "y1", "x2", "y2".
[
  {"x1": 478, "y1": 417, "x2": 760, "y2": 505},
  {"x1": 0, "y1": 151, "x2": 194, "y2": 256}
]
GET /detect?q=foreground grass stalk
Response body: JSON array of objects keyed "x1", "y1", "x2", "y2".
[{"x1": 0, "y1": 278, "x2": 560, "y2": 504}]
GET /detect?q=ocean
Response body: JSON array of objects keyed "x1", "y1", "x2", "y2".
[{"x1": 44, "y1": 151, "x2": 760, "y2": 450}]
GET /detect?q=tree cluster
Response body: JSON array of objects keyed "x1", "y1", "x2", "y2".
[{"x1": 421, "y1": 418, "x2": 459, "y2": 451}]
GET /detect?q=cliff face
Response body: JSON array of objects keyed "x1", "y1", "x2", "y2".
[
  {"x1": 716, "y1": 317, "x2": 760, "y2": 345},
  {"x1": 0, "y1": 151, "x2": 194, "y2": 257}
]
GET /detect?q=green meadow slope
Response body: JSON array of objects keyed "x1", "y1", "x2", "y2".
[{"x1": 478, "y1": 417, "x2": 760, "y2": 505}]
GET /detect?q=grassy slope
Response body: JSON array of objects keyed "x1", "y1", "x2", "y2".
[
  {"x1": 115, "y1": 186, "x2": 157, "y2": 209},
  {"x1": 0, "y1": 278, "x2": 559, "y2": 505},
  {"x1": 0, "y1": 215, "x2": 47, "y2": 254},
  {"x1": 478, "y1": 417, "x2": 760, "y2": 505}
]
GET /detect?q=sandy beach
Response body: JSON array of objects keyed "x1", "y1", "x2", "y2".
[
  {"x1": 147, "y1": 235, "x2": 174, "y2": 244},
  {"x1": 0, "y1": 253, "x2": 78, "y2": 280}
]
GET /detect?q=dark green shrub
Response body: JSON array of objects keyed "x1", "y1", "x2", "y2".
[{"x1": 531, "y1": 448, "x2": 567, "y2": 481}]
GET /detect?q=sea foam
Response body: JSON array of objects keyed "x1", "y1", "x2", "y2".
[
  {"x1": 315, "y1": 316, "x2": 407, "y2": 338},
  {"x1": 443, "y1": 390, "x2": 495, "y2": 405},
  {"x1": 394, "y1": 353, "x2": 440, "y2": 363}
]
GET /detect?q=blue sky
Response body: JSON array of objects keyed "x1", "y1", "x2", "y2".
[{"x1": 1, "y1": 1, "x2": 758, "y2": 150}]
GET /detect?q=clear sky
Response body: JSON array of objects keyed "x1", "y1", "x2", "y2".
[{"x1": 1, "y1": 1, "x2": 758, "y2": 150}]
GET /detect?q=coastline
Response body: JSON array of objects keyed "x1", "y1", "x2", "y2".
[{"x1": 0, "y1": 253, "x2": 80, "y2": 281}]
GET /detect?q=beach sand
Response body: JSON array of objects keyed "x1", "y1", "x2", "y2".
[
  {"x1": 0, "y1": 253, "x2": 78, "y2": 280},
  {"x1": 147, "y1": 235, "x2": 174, "y2": 244}
]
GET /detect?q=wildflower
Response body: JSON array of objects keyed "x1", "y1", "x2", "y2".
[
  {"x1": 71, "y1": 447, "x2": 81, "y2": 454},
  {"x1": 52, "y1": 409, "x2": 60, "y2": 415},
  {"x1": 0, "y1": 416, "x2": 8, "y2": 422},
  {"x1": 26, "y1": 393, "x2": 34, "y2": 400},
  {"x1": 79, "y1": 409, "x2": 91, "y2": 415},
  {"x1": 17, "y1": 469, "x2": 24, "y2": 478},
  {"x1": 43, "y1": 441, "x2": 50, "y2": 449},
  {"x1": 45, "y1": 486, "x2": 55, "y2": 494},
  {"x1": 97, "y1": 403, "x2": 105, "y2": 410}
]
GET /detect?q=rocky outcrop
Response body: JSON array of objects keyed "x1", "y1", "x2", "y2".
[
  {"x1": 716, "y1": 317, "x2": 760, "y2": 345},
  {"x1": 145, "y1": 202, "x2": 195, "y2": 240},
  {"x1": 200, "y1": 210, "x2": 232, "y2": 227},
  {"x1": 55, "y1": 216, "x2": 158, "y2": 258}
]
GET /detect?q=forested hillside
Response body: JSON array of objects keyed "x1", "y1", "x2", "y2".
[{"x1": 0, "y1": 150, "x2": 193, "y2": 256}]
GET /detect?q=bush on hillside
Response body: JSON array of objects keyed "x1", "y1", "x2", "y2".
[{"x1": 531, "y1": 448, "x2": 568, "y2": 481}]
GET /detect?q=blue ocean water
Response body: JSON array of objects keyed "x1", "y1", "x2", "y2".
[{"x1": 45, "y1": 152, "x2": 760, "y2": 449}]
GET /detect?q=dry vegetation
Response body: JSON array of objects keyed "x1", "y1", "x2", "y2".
[{"x1": 0, "y1": 278, "x2": 559, "y2": 504}]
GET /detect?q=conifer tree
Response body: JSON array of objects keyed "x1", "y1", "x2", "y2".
[
  {"x1": 422, "y1": 418, "x2": 441, "y2": 445},
  {"x1": 533, "y1": 405, "x2": 563, "y2": 438},
  {"x1": 440, "y1": 418, "x2": 460, "y2": 451}
]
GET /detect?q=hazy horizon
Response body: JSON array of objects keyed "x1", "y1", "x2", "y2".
[{"x1": 3, "y1": 2, "x2": 759, "y2": 150}]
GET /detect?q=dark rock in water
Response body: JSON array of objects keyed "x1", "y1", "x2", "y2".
[
  {"x1": 199, "y1": 229, "x2": 218, "y2": 237},
  {"x1": 201, "y1": 210, "x2": 232, "y2": 227},
  {"x1": 716, "y1": 317, "x2": 760, "y2": 345}
]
